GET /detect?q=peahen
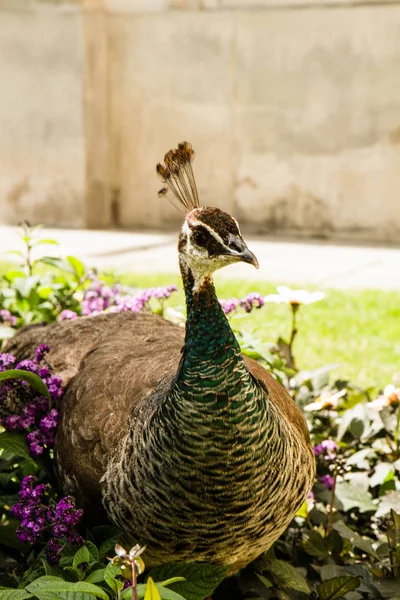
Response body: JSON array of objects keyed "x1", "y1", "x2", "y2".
[{"x1": 5, "y1": 142, "x2": 315, "y2": 571}]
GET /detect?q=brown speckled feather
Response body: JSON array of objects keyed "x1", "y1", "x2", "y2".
[
  {"x1": 6, "y1": 312, "x2": 184, "y2": 508},
  {"x1": 6, "y1": 312, "x2": 310, "y2": 512}
]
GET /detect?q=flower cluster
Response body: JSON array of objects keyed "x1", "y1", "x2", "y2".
[
  {"x1": 111, "y1": 286, "x2": 178, "y2": 314},
  {"x1": 220, "y1": 292, "x2": 265, "y2": 316},
  {"x1": 81, "y1": 274, "x2": 121, "y2": 316},
  {"x1": 0, "y1": 347, "x2": 63, "y2": 456},
  {"x1": 57, "y1": 274, "x2": 178, "y2": 321},
  {"x1": 313, "y1": 440, "x2": 338, "y2": 460},
  {"x1": 59, "y1": 309, "x2": 78, "y2": 321},
  {"x1": 0, "y1": 308, "x2": 17, "y2": 327},
  {"x1": 11, "y1": 476, "x2": 83, "y2": 564},
  {"x1": 0, "y1": 353, "x2": 16, "y2": 371},
  {"x1": 320, "y1": 474, "x2": 335, "y2": 491}
]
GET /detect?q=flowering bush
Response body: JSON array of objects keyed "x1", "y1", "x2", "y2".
[
  {"x1": 0, "y1": 228, "x2": 399, "y2": 599},
  {"x1": 0, "y1": 345, "x2": 61, "y2": 456}
]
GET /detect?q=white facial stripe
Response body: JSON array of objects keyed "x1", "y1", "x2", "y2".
[
  {"x1": 189, "y1": 219, "x2": 235, "y2": 254},
  {"x1": 232, "y1": 216, "x2": 242, "y2": 237}
]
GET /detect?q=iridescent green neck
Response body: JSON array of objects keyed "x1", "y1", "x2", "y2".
[{"x1": 176, "y1": 261, "x2": 243, "y2": 384}]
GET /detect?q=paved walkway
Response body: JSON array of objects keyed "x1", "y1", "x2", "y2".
[{"x1": 0, "y1": 225, "x2": 398, "y2": 290}]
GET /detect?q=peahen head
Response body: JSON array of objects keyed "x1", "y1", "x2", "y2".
[
  {"x1": 157, "y1": 141, "x2": 258, "y2": 283},
  {"x1": 179, "y1": 207, "x2": 258, "y2": 280}
]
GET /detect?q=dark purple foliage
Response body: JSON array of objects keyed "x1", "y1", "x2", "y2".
[
  {"x1": 0, "y1": 347, "x2": 63, "y2": 455},
  {"x1": 12, "y1": 476, "x2": 84, "y2": 564}
]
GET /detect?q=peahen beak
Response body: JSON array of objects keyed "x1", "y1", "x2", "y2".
[
  {"x1": 238, "y1": 247, "x2": 259, "y2": 269},
  {"x1": 223, "y1": 235, "x2": 259, "y2": 269}
]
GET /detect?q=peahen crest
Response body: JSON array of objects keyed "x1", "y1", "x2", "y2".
[{"x1": 156, "y1": 141, "x2": 200, "y2": 213}]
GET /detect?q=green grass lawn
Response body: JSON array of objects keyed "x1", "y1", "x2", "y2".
[
  {"x1": 1, "y1": 257, "x2": 399, "y2": 390},
  {"x1": 116, "y1": 272, "x2": 400, "y2": 390}
]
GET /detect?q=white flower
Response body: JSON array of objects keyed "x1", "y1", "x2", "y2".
[
  {"x1": 304, "y1": 389, "x2": 346, "y2": 412},
  {"x1": 367, "y1": 384, "x2": 400, "y2": 411},
  {"x1": 264, "y1": 286, "x2": 325, "y2": 306}
]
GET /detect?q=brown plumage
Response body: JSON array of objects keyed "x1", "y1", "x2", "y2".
[{"x1": 5, "y1": 142, "x2": 315, "y2": 570}]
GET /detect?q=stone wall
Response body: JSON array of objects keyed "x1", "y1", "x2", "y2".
[
  {"x1": 0, "y1": 0, "x2": 85, "y2": 227},
  {"x1": 1, "y1": 0, "x2": 400, "y2": 240}
]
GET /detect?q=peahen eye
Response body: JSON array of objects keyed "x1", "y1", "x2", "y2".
[{"x1": 192, "y1": 228, "x2": 209, "y2": 247}]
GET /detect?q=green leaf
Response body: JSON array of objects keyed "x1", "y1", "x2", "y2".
[
  {"x1": 295, "y1": 500, "x2": 308, "y2": 519},
  {"x1": 37, "y1": 257, "x2": 63, "y2": 269},
  {"x1": 0, "y1": 432, "x2": 31, "y2": 460},
  {"x1": 374, "y1": 578, "x2": 400, "y2": 597},
  {"x1": 26, "y1": 576, "x2": 108, "y2": 600},
  {"x1": 0, "y1": 590, "x2": 33, "y2": 600},
  {"x1": 255, "y1": 573, "x2": 273, "y2": 589},
  {"x1": 303, "y1": 529, "x2": 329, "y2": 558},
  {"x1": 84, "y1": 542, "x2": 99, "y2": 563},
  {"x1": 265, "y1": 560, "x2": 310, "y2": 594},
  {"x1": 334, "y1": 481, "x2": 376, "y2": 513},
  {"x1": 0, "y1": 369, "x2": 50, "y2": 401},
  {"x1": 376, "y1": 491, "x2": 400, "y2": 518},
  {"x1": 67, "y1": 257, "x2": 86, "y2": 280},
  {"x1": 84, "y1": 570, "x2": 105, "y2": 585},
  {"x1": 337, "y1": 404, "x2": 367, "y2": 441},
  {"x1": 346, "y1": 448, "x2": 374, "y2": 468},
  {"x1": 370, "y1": 463, "x2": 394, "y2": 488},
  {"x1": 144, "y1": 578, "x2": 162, "y2": 600},
  {"x1": 104, "y1": 562, "x2": 123, "y2": 594},
  {"x1": 317, "y1": 576, "x2": 361, "y2": 600},
  {"x1": 149, "y1": 562, "x2": 227, "y2": 600},
  {"x1": 12, "y1": 276, "x2": 40, "y2": 299},
  {"x1": 159, "y1": 579, "x2": 186, "y2": 588},
  {"x1": 35, "y1": 239, "x2": 60, "y2": 246},
  {"x1": 332, "y1": 521, "x2": 379, "y2": 558},
  {"x1": 73, "y1": 546, "x2": 91, "y2": 570},
  {"x1": 124, "y1": 586, "x2": 187, "y2": 600}
]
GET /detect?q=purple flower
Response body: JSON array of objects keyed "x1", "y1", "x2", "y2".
[
  {"x1": 40, "y1": 409, "x2": 59, "y2": 432},
  {"x1": 4, "y1": 414, "x2": 22, "y2": 430},
  {"x1": 313, "y1": 440, "x2": 338, "y2": 460},
  {"x1": 0, "y1": 353, "x2": 16, "y2": 371},
  {"x1": 35, "y1": 344, "x2": 50, "y2": 363},
  {"x1": 220, "y1": 292, "x2": 265, "y2": 315},
  {"x1": 45, "y1": 538, "x2": 64, "y2": 565},
  {"x1": 320, "y1": 474, "x2": 335, "y2": 490},
  {"x1": 1, "y1": 346, "x2": 64, "y2": 456},
  {"x1": 59, "y1": 309, "x2": 78, "y2": 321},
  {"x1": 0, "y1": 309, "x2": 17, "y2": 326},
  {"x1": 16, "y1": 359, "x2": 38, "y2": 373},
  {"x1": 12, "y1": 477, "x2": 84, "y2": 561},
  {"x1": 240, "y1": 292, "x2": 264, "y2": 313},
  {"x1": 220, "y1": 298, "x2": 240, "y2": 315}
]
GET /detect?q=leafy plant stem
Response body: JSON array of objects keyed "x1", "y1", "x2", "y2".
[
  {"x1": 386, "y1": 518, "x2": 395, "y2": 577},
  {"x1": 394, "y1": 406, "x2": 400, "y2": 458},
  {"x1": 326, "y1": 465, "x2": 338, "y2": 536},
  {"x1": 21, "y1": 222, "x2": 33, "y2": 276},
  {"x1": 287, "y1": 304, "x2": 299, "y2": 370},
  {"x1": 131, "y1": 560, "x2": 137, "y2": 600}
]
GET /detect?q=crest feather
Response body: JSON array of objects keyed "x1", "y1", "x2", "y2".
[{"x1": 156, "y1": 141, "x2": 200, "y2": 213}]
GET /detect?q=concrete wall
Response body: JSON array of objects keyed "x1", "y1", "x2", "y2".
[
  {"x1": 1, "y1": 0, "x2": 400, "y2": 241},
  {"x1": 105, "y1": 3, "x2": 400, "y2": 240},
  {"x1": 0, "y1": 0, "x2": 85, "y2": 227}
]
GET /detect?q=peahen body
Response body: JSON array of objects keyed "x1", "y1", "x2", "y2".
[{"x1": 6, "y1": 143, "x2": 315, "y2": 571}]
